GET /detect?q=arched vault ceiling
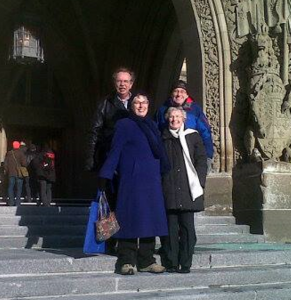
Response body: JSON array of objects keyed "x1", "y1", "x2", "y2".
[{"x1": 0, "y1": 0, "x2": 182, "y2": 124}]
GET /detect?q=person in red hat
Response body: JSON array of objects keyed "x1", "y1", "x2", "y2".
[{"x1": 4, "y1": 141, "x2": 27, "y2": 206}]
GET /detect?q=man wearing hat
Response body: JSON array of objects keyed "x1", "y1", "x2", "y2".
[
  {"x1": 156, "y1": 80, "x2": 214, "y2": 172},
  {"x1": 4, "y1": 141, "x2": 27, "y2": 206}
]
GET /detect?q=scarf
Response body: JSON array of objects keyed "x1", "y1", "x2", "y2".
[
  {"x1": 169, "y1": 123, "x2": 203, "y2": 201},
  {"x1": 129, "y1": 113, "x2": 171, "y2": 174}
]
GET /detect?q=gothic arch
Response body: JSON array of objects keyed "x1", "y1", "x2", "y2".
[{"x1": 171, "y1": 0, "x2": 233, "y2": 172}]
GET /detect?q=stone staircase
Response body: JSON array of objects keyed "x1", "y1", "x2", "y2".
[
  {"x1": 1, "y1": 205, "x2": 291, "y2": 299},
  {"x1": 1, "y1": 244, "x2": 291, "y2": 299},
  {"x1": 0, "y1": 206, "x2": 264, "y2": 249}
]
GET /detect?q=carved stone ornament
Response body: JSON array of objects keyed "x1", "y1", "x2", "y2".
[
  {"x1": 195, "y1": 0, "x2": 221, "y2": 171},
  {"x1": 245, "y1": 24, "x2": 291, "y2": 160},
  {"x1": 223, "y1": 0, "x2": 291, "y2": 162}
]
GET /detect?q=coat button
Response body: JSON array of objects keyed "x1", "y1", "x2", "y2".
[
  {"x1": 177, "y1": 169, "x2": 180, "y2": 172},
  {"x1": 178, "y1": 187, "x2": 181, "y2": 190}
]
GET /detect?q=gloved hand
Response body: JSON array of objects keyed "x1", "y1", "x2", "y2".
[
  {"x1": 207, "y1": 158, "x2": 213, "y2": 175},
  {"x1": 98, "y1": 177, "x2": 108, "y2": 191},
  {"x1": 84, "y1": 157, "x2": 94, "y2": 171}
]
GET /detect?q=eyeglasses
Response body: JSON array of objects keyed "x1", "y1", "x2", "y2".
[
  {"x1": 168, "y1": 115, "x2": 184, "y2": 119},
  {"x1": 133, "y1": 101, "x2": 149, "y2": 106},
  {"x1": 116, "y1": 80, "x2": 131, "y2": 84},
  {"x1": 173, "y1": 88, "x2": 187, "y2": 95}
]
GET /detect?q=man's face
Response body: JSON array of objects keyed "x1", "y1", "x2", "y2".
[
  {"x1": 168, "y1": 110, "x2": 185, "y2": 130},
  {"x1": 132, "y1": 96, "x2": 149, "y2": 117},
  {"x1": 172, "y1": 88, "x2": 189, "y2": 106},
  {"x1": 114, "y1": 72, "x2": 133, "y2": 98}
]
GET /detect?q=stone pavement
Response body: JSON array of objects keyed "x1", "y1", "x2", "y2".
[
  {"x1": 0, "y1": 205, "x2": 291, "y2": 299},
  {"x1": 1, "y1": 243, "x2": 291, "y2": 299}
]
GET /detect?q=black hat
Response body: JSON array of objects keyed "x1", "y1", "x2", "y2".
[{"x1": 171, "y1": 80, "x2": 188, "y2": 92}]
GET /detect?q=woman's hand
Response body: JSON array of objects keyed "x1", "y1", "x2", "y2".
[{"x1": 98, "y1": 177, "x2": 108, "y2": 191}]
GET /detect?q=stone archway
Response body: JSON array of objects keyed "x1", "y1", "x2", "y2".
[{"x1": 171, "y1": 0, "x2": 233, "y2": 173}]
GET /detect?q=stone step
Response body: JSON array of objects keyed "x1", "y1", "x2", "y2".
[
  {"x1": 0, "y1": 224, "x2": 250, "y2": 236},
  {"x1": 0, "y1": 207, "x2": 236, "y2": 225},
  {"x1": 0, "y1": 235, "x2": 85, "y2": 249},
  {"x1": 16, "y1": 284, "x2": 291, "y2": 300},
  {"x1": 0, "y1": 215, "x2": 89, "y2": 226},
  {"x1": 195, "y1": 216, "x2": 236, "y2": 225},
  {"x1": 0, "y1": 206, "x2": 90, "y2": 215},
  {"x1": 197, "y1": 233, "x2": 264, "y2": 244},
  {"x1": 196, "y1": 224, "x2": 250, "y2": 234},
  {"x1": 0, "y1": 225, "x2": 87, "y2": 236},
  {"x1": 0, "y1": 215, "x2": 236, "y2": 227},
  {"x1": 0, "y1": 233, "x2": 264, "y2": 249},
  {"x1": 0, "y1": 264, "x2": 291, "y2": 299},
  {"x1": 0, "y1": 247, "x2": 290, "y2": 275}
]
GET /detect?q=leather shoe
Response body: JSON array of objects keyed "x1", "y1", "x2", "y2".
[
  {"x1": 178, "y1": 267, "x2": 190, "y2": 273},
  {"x1": 138, "y1": 263, "x2": 165, "y2": 273},
  {"x1": 120, "y1": 264, "x2": 135, "y2": 275},
  {"x1": 166, "y1": 267, "x2": 178, "y2": 273}
]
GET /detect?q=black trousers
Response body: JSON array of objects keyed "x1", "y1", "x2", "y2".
[
  {"x1": 162, "y1": 210, "x2": 196, "y2": 269},
  {"x1": 23, "y1": 176, "x2": 31, "y2": 201},
  {"x1": 116, "y1": 237, "x2": 156, "y2": 269},
  {"x1": 38, "y1": 180, "x2": 52, "y2": 206}
]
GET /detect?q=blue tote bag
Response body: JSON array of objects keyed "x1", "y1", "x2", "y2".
[{"x1": 83, "y1": 190, "x2": 106, "y2": 254}]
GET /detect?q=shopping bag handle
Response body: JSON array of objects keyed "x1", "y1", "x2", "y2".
[{"x1": 98, "y1": 191, "x2": 111, "y2": 220}]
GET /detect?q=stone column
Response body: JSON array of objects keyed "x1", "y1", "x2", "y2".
[{"x1": 260, "y1": 161, "x2": 291, "y2": 242}]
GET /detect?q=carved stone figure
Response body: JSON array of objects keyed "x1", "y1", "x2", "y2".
[{"x1": 244, "y1": 24, "x2": 291, "y2": 160}]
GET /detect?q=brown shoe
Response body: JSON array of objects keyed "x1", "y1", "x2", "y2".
[
  {"x1": 138, "y1": 263, "x2": 165, "y2": 273},
  {"x1": 120, "y1": 264, "x2": 135, "y2": 275}
]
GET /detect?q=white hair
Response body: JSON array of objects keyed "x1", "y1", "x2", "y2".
[{"x1": 165, "y1": 106, "x2": 186, "y2": 120}]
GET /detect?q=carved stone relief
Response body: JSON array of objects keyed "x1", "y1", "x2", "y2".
[
  {"x1": 246, "y1": 26, "x2": 291, "y2": 160},
  {"x1": 223, "y1": 0, "x2": 291, "y2": 162},
  {"x1": 195, "y1": 0, "x2": 221, "y2": 171}
]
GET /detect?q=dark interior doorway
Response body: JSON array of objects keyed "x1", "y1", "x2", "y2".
[{"x1": 5, "y1": 125, "x2": 64, "y2": 198}]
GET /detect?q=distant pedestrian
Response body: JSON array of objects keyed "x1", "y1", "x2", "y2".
[
  {"x1": 4, "y1": 141, "x2": 27, "y2": 206},
  {"x1": 0, "y1": 162, "x2": 6, "y2": 200},
  {"x1": 26, "y1": 144, "x2": 39, "y2": 202},
  {"x1": 33, "y1": 146, "x2": 56, "y2": 207},
  {"x1": 19, "y1": 142, "x2": 31, "y2": 202}
]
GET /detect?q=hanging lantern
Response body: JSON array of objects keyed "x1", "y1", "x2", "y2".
[{"x1": 11, "y1": 24, "x2": 44, "y2": 64}]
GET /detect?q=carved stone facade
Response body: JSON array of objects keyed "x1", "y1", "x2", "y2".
[
  {"x1": 223, "y1": 0, "x2": 291, "y2": 163},
  {"x1": 194, "y1": 0, "x2": 221, "y2": 171}
]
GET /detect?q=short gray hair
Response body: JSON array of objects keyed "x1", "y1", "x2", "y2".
[
  {"x1": 165, "y1": 106, "x2": 187, "y2": 120},
  {"x1": 112, "y1": 67, "x2": 135, "y2": 83}
]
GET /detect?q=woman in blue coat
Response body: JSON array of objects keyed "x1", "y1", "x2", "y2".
[{"x1": 99, "y1": 93, "x2": 169, "y2": 275}]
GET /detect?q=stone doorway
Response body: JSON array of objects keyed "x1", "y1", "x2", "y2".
[
  {"x1": 0, "y1": 0, "x2": 233, "y2": 197},
  {"x1": 5, "y1": 125, "x2": 66, "y2": 198}
]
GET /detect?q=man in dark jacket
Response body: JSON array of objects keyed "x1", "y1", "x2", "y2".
[
  {"x1": 33, "y1": 147, "x2": 56, "y2": 207},
  {"x1": 26, "y1": 144, "x2": 39, "y2": 202},
  {"x1": 85, "y1": 67, "x2": 135, "y2": 171},
  {"x1": 4, "y1": 141, "x2": 27, "y2": 206},
  {"x1": 85, "y1": 67, "x2": 135, "y2": 254}
]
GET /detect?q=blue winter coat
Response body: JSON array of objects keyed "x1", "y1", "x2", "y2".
[
  {"x1": 99, "y1": 118, "x2": 168, "y2": 239},
  {"x1": 156, "y1": 97, "x2": 214, "y2": 159}
]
